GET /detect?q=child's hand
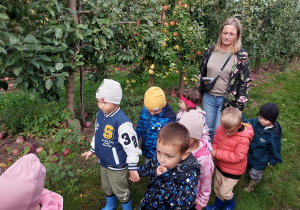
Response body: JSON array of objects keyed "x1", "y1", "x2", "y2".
[
  {"x1": 81, "y1": 151, "x2": 93, "y2": 160},
  {"x1": 157, "y1": 165, "x2": 167, "y2": 175},
  {"x1": 129, "y1": 170, "x2": 140, "y2": 182},
  {"x1": 210, "y1": 150, "x2": 216, "y2": 159}
]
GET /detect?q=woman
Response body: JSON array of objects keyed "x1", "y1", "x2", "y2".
[{"x1": 199, "y1": 17, "x2": 251, "y2": 140}]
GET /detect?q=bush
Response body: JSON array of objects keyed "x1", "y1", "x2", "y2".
[{"x1": 0, "y1": 92, "x2": 70, "y2": 136}]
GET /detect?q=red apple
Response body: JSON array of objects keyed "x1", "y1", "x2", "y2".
[
  {"x1": 36, "y1": 147, "x2": 44, "y2": 154},
  {"x1": 163, "y1": 22, "x2": 168, "y2": 26},
  {"x1": 28, "y1": 142, "x2": 35, "y2": 153},
  {"x1": 84, "y1": 113, "x2": 88, "y2": 118},
  {"x1": 164, "y1": 5, "x2": 168, "y2": 10},
  {"x1": 171, "y1": 91, "x2": 176, "y2": 98},
  {"x1": 170, "y1": 21, "x2": 175, "y2": 26},
  {"x1": 29, "y1": 133, "x2": 35, "y2": 139},
  {"x1": 50, "y1": 154, "x2": 59, "y2": 163},
  {"x1": 85, "y1": 122, "x2": 91, "y2": 128},
  {"x1": 16, "y1": 136, "x2": 24, "y2": 144},
  {"x1": 13, "y1": 149, "x2": 20, "y2": 156},
  {"x1": 63, "y1": 148, "x2": 71, "y2": 157}
]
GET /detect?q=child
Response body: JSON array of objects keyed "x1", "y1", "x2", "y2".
[
  {"x1": 208, "y1": 107, "x2": 254, "y2": 210},
  {"x1": 0, "y1": 154, "x2": 63, "y2": 210},
  {"x1": 136, "y1": 86, "x2": 176, "y2": 164},
  {"x1": 131, "y1": 122, "x2": 200, "y2": 209},
  {"x1": 243, "y1": 103, "x2": 282, "y2": 192},
  {"x1": 179, "y1": 110, "x2": 214, "y2": 210},
  {"x1": 82, "y1": 79, "x2": 141, "y2": 209},
  {"x1": 176, "y1": 88, "x2": 212, "y2": 151}
]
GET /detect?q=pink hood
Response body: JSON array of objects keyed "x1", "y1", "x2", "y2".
[{"x1": 0, "y1": 154, "x2": 46, "y2": 210}]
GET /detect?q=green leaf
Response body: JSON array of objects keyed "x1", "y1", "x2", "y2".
[
  {"x1": 24, "y1": 34, "x2": 38, "y2": 43},
  {"x1": 39, "y1": 55, "x2": 52, "y2": 62},
  {"x1": 8, "y1": 34, "x2": 20, "y2": 45},
  {"x1": 14, "y1": 77, "x2": 23, "y2": 86},
  {"x1": 28, "y1": 88, "x2": 36, "y2": 96},
  {"x1": 49, "y1": 66, "x2": 56, "y2": 72},
  {"x1": 147, "y1": 19, "x2": 154, "y2": 27},
  {"x1": 45, "y1": 79, "x2": 53, "y2": 90},
  {"x1": 54, "y1": 26, "x2": 63, "y2": 39},
  {"x1": 29, "y1": 75, "x2": 38, "y2": 84},
  {"x1": 26, "y1": 67, "x2": 34, "y2": 75},
  {"x1": 0, "y1": 20, "x2": 7, "y2": 29},
  {"x1": 68, "y1": 171, "x2": 75, "y2": 177},
  {"x1": 55, "y1": 76, "x2": 64, "y2": 88},
  {"x1": 29, "y1": 59, "x2": 40, "y2": 69},
  {"x1": 0, "y1": 47, "x2": 7, "y2": 54},
  {"x1": 102, "y1": 28, "x2": 113, "y2": 39},
  {"x1": 64, "y1": 20, "x2": 70, "y2": 30},
  {"x1": 59, "y1": 72, "x2": 69, "y2": 77},
  {"x1": 76, "y1": 32, "x2": 84, "y2": 40},
  {"x1": 77, "y1": 24, "x2": 88, "y2": 29},
  {"x1": 99, "y1": 35, "x2": 107, "y2": 46},
  {"x1": 75, "y1": 61, "x2": 84, "y2": 65},
  {"x1": 6, "y1": 53, "x2": 21, "y2": 66},
  {"x1": 13, "y1": 63, "x2": 24, "y2": 76},
  {"x1": 0, "y1": 13, "x2": 9, "y2": 20},
  {"x1": 93, "y1": 37, "x2": 100, "y2": 47},
  {"x1": 55, "y1": 63, "x2": 64, "y2": 70},
  {"x1": 41, "y1": 45, "x2": 54, "y2": 53},
  {"x1": 61, "y1": 171, "x2": 66, "y2": 179},
  {"x1": 24, "y1": 146, "x2": 30, "y2": 155}
]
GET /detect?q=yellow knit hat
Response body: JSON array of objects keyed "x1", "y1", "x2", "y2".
[{"x1": 144, "y1": 87, "x2": 167, "y2": 111}]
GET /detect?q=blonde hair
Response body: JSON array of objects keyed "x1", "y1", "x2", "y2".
[
  {"x1": 220, "y1": 107, "x2": 242, "y2": 130},
  {"x1": 157, "y1": 122, "x2": 190, "y2": 154},
  {"x1": 215, "y1": 17, "x2": 242, "y2": 54}
]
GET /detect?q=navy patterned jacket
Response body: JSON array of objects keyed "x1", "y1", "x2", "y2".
[{"x1": 138, "y1": 153, "x2": 200, "y2": 209}]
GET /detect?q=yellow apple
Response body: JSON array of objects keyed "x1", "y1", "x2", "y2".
[{"x1": 150, "y1": 64, "x2": 155, "y2": 69}]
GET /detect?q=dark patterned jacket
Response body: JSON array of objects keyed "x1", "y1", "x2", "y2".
[
  {"x1": 199, "y1": 45, "x2": 251, "y2": 111},
  {"x1": 138, "y1": 153, "x2": 200, "y2": 209}
]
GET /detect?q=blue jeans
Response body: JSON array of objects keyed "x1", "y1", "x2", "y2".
[{"x1": 203, "y1": 92, "x2": 224, "y2": 141}]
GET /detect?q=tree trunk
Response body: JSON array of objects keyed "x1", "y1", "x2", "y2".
[
  {"x1": 179, "y1": 72, "x2": 186, "y2": 90},
  {"x1": 264, "y1": 58, "x2": 271, "y2": 69},
  {"x1": 66, "y1": 71, "x2": 75, "y2": 120},
  {"x1": 254, "y1": 58, "x2": 260, "y2": 73},
  {"x1": 148, "y1": 75, "x2": 155, "y2": 87},
  {"x1": 78, "y1": 0, "x2": 85, "y2": 127},
  {"x1": 65, "y1": 0, "x2": 80, "y2": 128}
]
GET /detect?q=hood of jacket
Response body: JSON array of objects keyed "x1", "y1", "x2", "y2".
[{"x1": 0, "y1": 154, "x2": 46, "y2": 210}]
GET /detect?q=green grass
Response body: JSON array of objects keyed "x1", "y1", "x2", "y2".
[{"x1": 1, "y1": 62, "x2": 299, "y2": 209}]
